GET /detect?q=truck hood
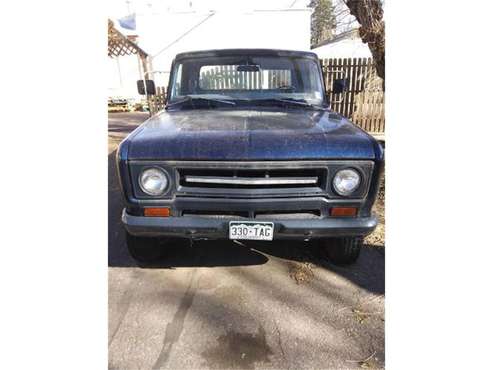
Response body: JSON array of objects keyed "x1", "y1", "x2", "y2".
[{"x1": 122, "y1": 108, "x2": 378, "y2": 161}]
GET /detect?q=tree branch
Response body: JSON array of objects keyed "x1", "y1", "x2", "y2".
[{"x1": 343, "y1": 0, "x2": 385, "y2": 83}]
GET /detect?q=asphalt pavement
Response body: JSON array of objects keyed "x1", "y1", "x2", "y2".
[{"x1": 108, "y1": 112, "x2": 385, "y2": 370}]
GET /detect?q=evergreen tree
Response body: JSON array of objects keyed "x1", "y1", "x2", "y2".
[{"x1": 309, "y1": 0, "x2": 336, "y2": 47}]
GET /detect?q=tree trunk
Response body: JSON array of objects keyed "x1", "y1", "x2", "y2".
[{"x1": 345, "y1": 0, "x2": 385, "y2": 84}]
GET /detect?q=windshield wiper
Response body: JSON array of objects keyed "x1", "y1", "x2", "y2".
[
  {"x1": 249, "y1": 98, "x2": 322, "y2": 109},
  {"x1": 166, "y1": 95, "x2": 236, "y2": 109}
]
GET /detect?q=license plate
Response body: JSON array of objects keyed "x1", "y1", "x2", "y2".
[{"x1": 229, "y1": 221, "x2": 274, "y2": 241}]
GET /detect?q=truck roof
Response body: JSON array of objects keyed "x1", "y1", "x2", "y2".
[{"x1": 174, "y1": 48, "x2": 319, "y2": 61}]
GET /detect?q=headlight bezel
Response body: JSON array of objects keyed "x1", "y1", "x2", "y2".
[
  {"x1": 129, "y1": 163, "x2": 175, "y2": 199},
  {"x1": 326, "y1": 161, "x2": 373, "y2": 199},
  {"x1": 332, "y1": 168, "x2": 362, "y2": 196},
  {"x1": 138, "y1": 167, "x2": 170, "y2": 196}
]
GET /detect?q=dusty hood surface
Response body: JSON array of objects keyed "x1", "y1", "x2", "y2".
[{"x1": 121, "y1": 108, "x2": 378, "y2": 161}]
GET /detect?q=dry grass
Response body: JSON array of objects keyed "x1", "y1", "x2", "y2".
[{"x1": 288, "y1": 261, "x2": 315, "y2": 284}]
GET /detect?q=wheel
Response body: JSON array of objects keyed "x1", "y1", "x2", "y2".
[
  {"x1": 318, "y1": 237, "x2": 363, "y2": 265},
  {"x1": 126, "y1": 232, "x2": 164, "y2": 263}
]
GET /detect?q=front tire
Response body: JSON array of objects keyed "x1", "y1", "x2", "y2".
[{"x1": 318, "y1": 237, "x2": 363, "y2": 265}]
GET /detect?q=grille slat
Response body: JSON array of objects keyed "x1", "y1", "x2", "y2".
[
  {"x1": 177, "y1": 167, "x2": 327, "y2": 198},
  {"x1": 184, "y1": 175, "x2": 319, "y2": 186}
]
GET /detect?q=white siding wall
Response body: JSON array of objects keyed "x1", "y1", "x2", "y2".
[{"x1": 108, "y1": 55, "x2": 142, "y2": 100}]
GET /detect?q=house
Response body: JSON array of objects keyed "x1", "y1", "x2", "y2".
[
  {"x1": 108, "y1": 1, "x2": 312, "y2": 100},
  {"x1": 311, "y1": 29, "x2": 372, "y2": 60}
]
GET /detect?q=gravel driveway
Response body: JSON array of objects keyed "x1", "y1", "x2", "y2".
[{"x1": 108, "y1": 112, "x2": 385, "y2": 370}]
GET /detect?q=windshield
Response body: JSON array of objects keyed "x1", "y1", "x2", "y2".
[{"x1": 168, "y1": 55, "x2": 326, "y2": 107}]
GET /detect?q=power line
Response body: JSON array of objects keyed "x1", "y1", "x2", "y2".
[
  {"x1": 289, "y1": 0, "x2": 299, "y2": 8},
  {"x1": 152, "y1": 11, "x2": 216, "y2": 58}
]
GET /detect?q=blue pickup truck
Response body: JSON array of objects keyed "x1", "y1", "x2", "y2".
[{"x1": 117, "y1": 49, "x2": 384, "y2": 265}]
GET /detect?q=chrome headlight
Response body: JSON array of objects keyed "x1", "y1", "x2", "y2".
[
  {"x1": 139, "y1": 167, "x2": 169, "y2": 196},
  {"x1": 333, "y1": 168, "x2": 361, "y2": 196}
]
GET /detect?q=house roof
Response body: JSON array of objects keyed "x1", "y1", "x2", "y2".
[
  {"x1": 311, "y1": 29, "x2": 372, "y2": 59},
  {"x1": 312, "y1": 29, "x2": 359, "y2": 49}
]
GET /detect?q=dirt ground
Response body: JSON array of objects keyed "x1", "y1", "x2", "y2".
[
  {"x1": 108, "y1": 112, "x2": 385, "y2": 370},
  {"x1": 365, "y1": 193, "x2": 385, "y2": 249}
]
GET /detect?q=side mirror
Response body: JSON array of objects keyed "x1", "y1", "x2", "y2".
[
  {"x1": 332, "y1": 78, "x2": 348, "y2": 94},
  {"x1": 137, "y1": 79, "x2": 156, "y2": 95}
]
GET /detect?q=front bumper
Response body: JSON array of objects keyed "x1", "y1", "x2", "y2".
[{"x1": 122, "y1": 209, "x2": 378, "y2": 240}]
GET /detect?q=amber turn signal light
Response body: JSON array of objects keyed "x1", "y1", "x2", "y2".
[
  {"x1": 144, "y1": 207, "x2": 171, "y2": 217},
  {"x1": 330, "y1": 207, "x2": 357, "y2": 217}
]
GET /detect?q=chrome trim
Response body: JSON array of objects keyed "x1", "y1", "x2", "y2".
[
  {"x1": 332, "y1": 168, "x2": 361, "y2": 196},
  {"x1": 138, "y1": 167, "x2": 171, "y2": 196},
  {"x1": 184, "y1": 176, "x2": 319, "y2": 185}
]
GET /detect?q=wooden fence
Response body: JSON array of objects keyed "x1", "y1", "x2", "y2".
[
  {"x1": 148, "y1": 86, "x2": 167, "y2": 112},
  {"x1": 321, "y1": 58, "x2": 384, "y2": 138},
  {"x1": 200, "y1": 65, "x2": 292, "y2": 90},
  {"x1": 149, "y1": 58, "x2": 385, "y2": 138}
]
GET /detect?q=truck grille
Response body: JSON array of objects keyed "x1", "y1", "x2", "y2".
[{"x1": 175, "y1": 163, "x2": 328, "y2": 198}]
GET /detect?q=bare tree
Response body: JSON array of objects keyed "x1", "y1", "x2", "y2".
[
  {"x1": 344, "y1": 0, "x2": 385, "y2": 82},
  {"x1": 332, "y1": 0, "x2": 357, "y2": 34}
]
